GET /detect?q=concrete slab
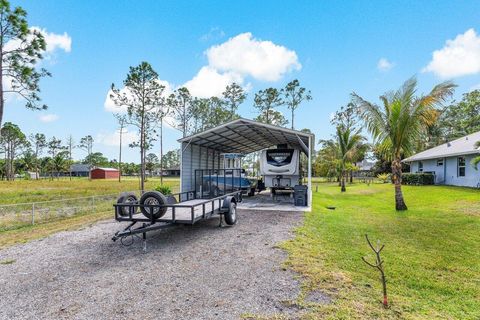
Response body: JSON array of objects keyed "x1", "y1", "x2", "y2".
[{"x1": 238, "y1": 190, "x2": 310, "y2": 212}]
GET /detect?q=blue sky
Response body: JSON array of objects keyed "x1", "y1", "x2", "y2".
[{"x1": 6, "y1": 1, "x2": 480, "y2": 162}]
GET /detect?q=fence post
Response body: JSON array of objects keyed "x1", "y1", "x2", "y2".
[{"x1": 31, "y1": 203, "x2": 35, "y2": 225}]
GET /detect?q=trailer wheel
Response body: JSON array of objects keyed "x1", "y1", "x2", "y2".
[
  {"x1": 224, "y1": 201, "x2": 237, "y2": 225},
  {"x1": 139, "y1": 191, "x2": 168, "y2": 219},
  {"x1": 117, "y1": 192, "x2": 138, "y2": 216}
]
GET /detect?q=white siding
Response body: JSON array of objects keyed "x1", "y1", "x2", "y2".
[{"x1": 410, "y1": 154, "x2": 480, "y2": 187}]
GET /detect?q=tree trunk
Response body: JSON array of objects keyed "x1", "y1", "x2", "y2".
[
  {"x1": 0, "y1": 45, "x2": 4, "y2": 130},
  {"x1": 160, "y1": 120, "x2": 163, "y2": 185},
  {"x1": 350, "y1": 170, "x2": 353, "y2": 183},
  {"x1": 392, "y1": 159, "x2": 407, "y2": 211},
  {"x1": 341, "y1": 170, "x2": 346, "y2": 192},
  {"x1": 118, "y1": 125, "x2": 122, "y2": 183},
  {"x1": 291, "y1": 108, "x2": 294, "y2": 130},
  {"x1": 140, "y1": 131, "x2": 145, "y2": 193}
]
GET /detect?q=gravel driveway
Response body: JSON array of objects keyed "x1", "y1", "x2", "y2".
[{"x1": 0, "y1": 209, "x2": 303, "y2": 320}]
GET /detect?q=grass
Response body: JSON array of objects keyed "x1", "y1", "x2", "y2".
[
  {"x1": 0, "y1": 177, "x2": 180, "y2": 248},
  {"x1": 281, "y1": 183, "x2": 480, "y2": 319},
  {"x1": 0, "y1": 177, "x2": 180, "y2": 204}
]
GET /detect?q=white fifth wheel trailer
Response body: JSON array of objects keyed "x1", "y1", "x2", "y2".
[{"x1": 259, "y1": 148, "x2": 300, "y2": 192}]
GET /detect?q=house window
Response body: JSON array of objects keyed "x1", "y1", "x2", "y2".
[
  {"x1": 437, "y1": 159, "x2": 443, "y2": 166},
  {"x1": 458, "y1": 157, "x2": 466, "y2": 177},
  {"x1": 418, "y1": 161, "x2": 423, "y2": 172}
]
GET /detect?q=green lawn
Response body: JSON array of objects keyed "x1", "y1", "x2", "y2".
[
  {"x1": 0, "y1": 177, "x2": 180, "y2": 247},
  {"x1": 281, "y1": 183, "x2": 480, "y2": 319},
  {"x1": 0, "y1": 177, "x2": 180, "y2": 204}
]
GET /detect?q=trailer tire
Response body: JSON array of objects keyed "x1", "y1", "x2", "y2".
[
  {"x1": 139, "y1": 191, "x2": 168, "y2": 219},
  {"x1": 117, "y1": 192, "x2": 138, "y2": 216},
  {"x1": 224, "y1": 201, "x2": 237, "y2": 225}
]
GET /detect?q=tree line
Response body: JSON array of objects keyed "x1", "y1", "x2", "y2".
[
  {"x1": 0, "y1": 122, "x2": 181, "y2": 181},
  {"x1": 109, "y1": 61, "x2": 312, "y2": 191}
]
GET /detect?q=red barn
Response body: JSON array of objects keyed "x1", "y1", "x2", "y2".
[{"x1": 90, "y1": 167, "x2": 120, "y2": 179}]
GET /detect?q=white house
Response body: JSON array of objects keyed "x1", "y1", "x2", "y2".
[{"x1": 403, "y1": 131, "x2": 480, "y2": 187}]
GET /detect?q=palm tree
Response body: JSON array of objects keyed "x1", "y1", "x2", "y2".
[
  {"x1": 336, "y1": 126, "x2": 364, "y2": 192},
  {"x1": 352, "y1": 77, "x2": 456, "y2": 210},
  {"x1": 472, "y1": 141, "x2": 480, "y2": 169},
  {"x1": 51, "y1": 152, "x2": 68, "y2": 179}
]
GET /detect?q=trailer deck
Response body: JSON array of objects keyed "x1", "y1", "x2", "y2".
[{"x1": 112, "y1": 190, "x2": 241, "y2": 250}]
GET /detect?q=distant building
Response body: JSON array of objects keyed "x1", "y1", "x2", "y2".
[
  {"x1": 403, "y1": 131, "x2": 480, "y2": 187},
  {"x1": 70, "y1": 164, "x2": 91, "y2": 177},
  {"x1": 162, "y1": 166, "x2": 180, "y2": 176},
  {"x1": 353, "y1": 160, "x2": 375, "y2": 177},
  {"x1": 27, "y1": 171, "x2": 39, "y2": 179},
  {"x1": 91, "y1": 167, "x2": 120, "y2": 179}
]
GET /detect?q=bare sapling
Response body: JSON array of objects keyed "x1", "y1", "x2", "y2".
[{"x1": 361, "y1": 234, "x2": 388, "y2": 308}]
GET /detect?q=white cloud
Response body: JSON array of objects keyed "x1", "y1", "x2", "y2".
[
  {"x1": 104, "y1": 32, "x2": 300, "y2": 107},
  {"x1": 38, "y1": 114, "x2": 59, "y2": 123},
  {"x1": 32, "y1": 27, "x2": 72, "y2": 54},
  {"x1": 96, "y1": 129, "x2": 138, "y2": 147},
  {"x1": 4, "y1": 27, "x2": 71, "y2": 59},
  {"x1": 377, "y1": 58, "x2": 394, "y2": 72},
  {"x1": 199, "y1": 27, "x2": 225, "y2": 42},
  {"x1": 206, "y1": 32, "x2": 301, "y2": 82},
  {"x1": 423, "y1": 28, "x2": 480, "y2": 78},
  {"x1": 183, "y1": 66, "x2": 243, "y2": 98}
]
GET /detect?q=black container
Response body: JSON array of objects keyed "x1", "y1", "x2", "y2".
[{"x1": 294, "y1": 185, "x2": 308, "y2": 206}]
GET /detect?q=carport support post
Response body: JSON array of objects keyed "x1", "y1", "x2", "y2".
[{"x1": 308, "y1": 135, "x2": 312, "y2": 206}]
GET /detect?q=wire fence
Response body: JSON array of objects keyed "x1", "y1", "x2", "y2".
[{"x1": 0, "y1": 187, "x2": 180, "y2": 231}]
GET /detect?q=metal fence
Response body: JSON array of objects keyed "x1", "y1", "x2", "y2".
[{"x1": 0, "y1": 187, "x2": 179, "y2": 231}]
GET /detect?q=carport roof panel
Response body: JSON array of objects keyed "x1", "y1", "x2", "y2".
[{"x1": 178, "y1": 118, "x2": 314, "y2": 154}]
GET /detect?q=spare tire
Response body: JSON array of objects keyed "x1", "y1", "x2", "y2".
[
  {"x1": 139, "y1": 191, "x2": 168, "y2": 219},
  {"x1": 117, "y1": 192, "x2": 138, "y2": 217}
]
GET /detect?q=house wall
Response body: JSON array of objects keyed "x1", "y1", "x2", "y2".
[
  {"x1": 91, "y1": 169, "x2": 119, "y2": 179},
  {"x1": 410, "y1": 154, "x2": 480, "y2": 187}
]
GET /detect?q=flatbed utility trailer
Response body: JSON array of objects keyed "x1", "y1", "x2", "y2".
[{"x1": 112, "y1": 190, "x2": 241, "y2": 250}]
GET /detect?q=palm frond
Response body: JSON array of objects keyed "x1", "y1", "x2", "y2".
[
  {"x1": 351, "y1": 92, "x2": 387, "y2": 141},
  {"x1": 472, "y1": 156, "x2": 480, "y2": 170}
]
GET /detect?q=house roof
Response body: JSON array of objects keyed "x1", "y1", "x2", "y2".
[
  {"x1": 357, "y1": 159, "x2": 374, "y2": 171},
  {"x1": 70, "y1": 164, "x2": 91, "y2": 172},
  {"x1": 403, "y1": 131, "x2": 480, "y2": 162},
  {"x1": 178, "y1": 118, "x2": 314, "y2": 154},
  {"x1": 92, "y1": 167, "x2": 119, "y2": 172}
]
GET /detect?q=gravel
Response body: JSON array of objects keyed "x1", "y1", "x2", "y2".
[{"x1": 0, "y1": 209, "x2": 303, "y2": 320}]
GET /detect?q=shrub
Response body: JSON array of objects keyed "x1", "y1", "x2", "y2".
[
  {"x1": 377, "y1": 173, "x2": 390, "y2": 183},
  {"x1": 155, "y1": 185, "x2": 172, "y2": 195},
  {"x1": 401, "y1": 173, "x2": 434, "y2": 185}
]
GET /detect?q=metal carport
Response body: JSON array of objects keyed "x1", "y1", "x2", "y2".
[{"x1": 177, "y1": 118, "x2": 314, "y2": 209}]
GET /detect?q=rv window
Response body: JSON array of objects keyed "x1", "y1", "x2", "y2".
[
  {"x1": 436, "y1": 159, "x2": 443, "y2": 166},
  {"x1": 266, "y1": 149, "x2": 294, "y2": 167},
  {"x1": 458, "y1": 157, "x2": 466, "y2": 177}
]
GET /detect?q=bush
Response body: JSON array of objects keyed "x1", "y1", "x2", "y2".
[
  {"x1": 155, "y1": 185, "x2": 172, "y2": 195},
  {"x1": 402, "y1": 173, "x2": 435, "y2": 185},
  {"x1": 377, "y1": 173, "x2": 390, "y2": 183}
]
